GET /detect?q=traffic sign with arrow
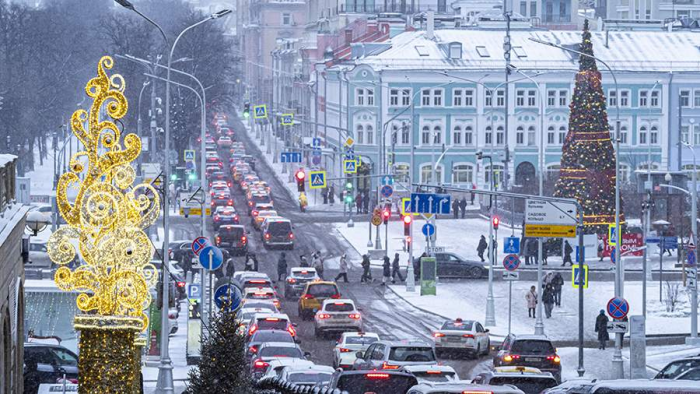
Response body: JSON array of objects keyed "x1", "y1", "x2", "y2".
[{"x1": 199, "y1": 245, "x2": 223, "y2": 270}]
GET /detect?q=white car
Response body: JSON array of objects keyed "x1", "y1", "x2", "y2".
[
  {"x1": 406, "y1": 381, "x2": 525, "y2": 394},
  {"x1": 400, "y1": 365, "x2": 459, "y2": 383},
  {"x1": 314, "y1": 299, "x2": 362, "y2": 338},
  {"x1": 235, "y1": 307, "x2": 278, "y2": 335},
  {"x1": 278, "y1": 364, "x2": 335, "y2": 389},
  {"x1": 259, "y1": 358, "x2": 315, "y2": 381},
  {"x1": 332, "y1": 332, "x2": 379, "y2": 369},
  {"x1": 242, "y1": 287, "x2": 280, "y2": 310},
  {"x1": 432, "y1": 318, "x2": 490, "y2": 358}
]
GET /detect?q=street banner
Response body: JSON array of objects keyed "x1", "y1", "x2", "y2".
[{"x1": 601, "y1": 233, "x2": 643, "y2": 257}]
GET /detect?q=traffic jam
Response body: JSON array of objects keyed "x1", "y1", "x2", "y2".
[{"x1": 181, "y1": 113, "x2": 575, "y2": 394}]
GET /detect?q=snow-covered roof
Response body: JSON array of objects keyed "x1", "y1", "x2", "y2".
[{"x1": 339, "y1": 29, "x2": 700, "y2": 72}]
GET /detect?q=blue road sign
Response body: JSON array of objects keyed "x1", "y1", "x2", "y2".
[
  {"x1": 185, "y1": 161, "x2": 195, "y2": 171},
  {"x1": 689, "y1": 249, "x2": 697, "y2": 267},
  {"x1": 575, "y1": 246, "x2": 585, "y2": 263},
  {"x1": 380, "y1": 185, "x2": 394, "y2": 198},
  {"x1": 503, "y1": 237, "x2": 520, "y2": 254},
  {"x1": 199, "y1": 245, "x2": 223, "y2": 270},
  {"x1": 214, "y1": 284, "x2": 243, "y2": 312},
  {"x1": 191, "y1": 237, "x2": 210, "y2": 256},
  {"x1": 312, "y1": 137, "x2": 321, "y2": 147},
  {"x1": 281, "y1": 113, "x2": 293, "y2": 125},
  {"x1": 646, "y1": 236, "x2": 660, "y2": 244},
  {"x1": 410, "y1": 193, "x2": 451, "y2": 215},
  {"x1": 381, "y1": 175, "x2": 394, "y2": 186},
  {"x1": 421, "y1": 223, "x2": 436, "y2": 237},
  {"x1": 607, "y1": 297, "x2": 630, "y2": 320},
  {"x1": 184, "y1": 150, "x2": 195, "y2": 162},
  {"x1": 312, "y1": 149, "x2": 322, "y2": 156},
  {"x1": 280, "y1": 152, "x2": 303, "y2": 163},
  {"x1": 610, "y1": 247, "x2": 616, "y2": 264},
  {"x1": 187, "y1": 284, "x2": 201, "y2": 299},
  {"x1": 660, "y1": 236, "x2": 678, "y2": 250},
  {"x1": 502, "y1": 254, "x2": 520, "y2": 271}
]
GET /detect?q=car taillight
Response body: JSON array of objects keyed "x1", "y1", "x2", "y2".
[
  {"x1": 426, "y1": 370, "x2": 442, "y2": 375},
  {"x1": 381, "y1": 362, "x2": 400, "y2": 370},
  {"x1": 367, "y1": 373, "x2": 390, "y2": 379},
  {"x1": 211, "y1": 201, "x2": 215, "y2": 206},
  {"x1": 241, "y1": 236, "x2": 247, "y2": 244},
  {"x1": 234, "y1": 215, "x2": 240, "y2": 222},
  {"x1": 264, "y1": 317, "x2": 280, "y2": 321},
  {"x1": 330, "y1": 294, "x2": 341, "y2": 299},
  {"x1": 462, "y1": 334, "x2": 475, "y2": 338},
  {"x1": 349, "y1": 313, "x2": 361, "y2": 320},
  {"x1": 339, "y1": 348, "x2": 352, "y2": 353},
  {"x1": 287, "y1": 278, "x2": 296, "y2": 284},
  {"x1": 317, "y1": 313, "x2": 331, "y2": 319},
  {"x1": 253, "y1": 360, "x2": 269, "y2": 369},
  {"x1": 289, "y1": 233, "x2": 295, "y2": 239},
  {"x1": 227, "y1": 181, "x2": 232, "y2": 187},
  {"x1": 252, "y1": 210, "x2": 259, "y2": 216},
  {"x1": 168, "y1": 313, "x2": 176, "y2": 319},
  {"x1": 214, "y1": 215, "x2": 220, "y2": 222},
  {"x1": 462, "y1": 391, "x2": 494, "y2": 394},
  {"x1": 433, "y1": 333, "x2": 445, "y2": 338},
  {"x1": 216, "y1": 236, "x2": 221, "y2": 245},
  {"x1": 547, "y1": 355, "x2": 561, "y2": 363},
  {"x1": 227, "y1": 199, "x2": 233, "y2": 206},
  {"x1": 287, "y1": 326, "x2": 296, "y2": 336},
  {"x1": 264, "y1": 233, "x2": 271, "y2": 240},
  {"x1": 248, "y1": 325, "x2": 257, "y2": 336},
  {"x1": 303, "y1": 294, "x2": 315, "y2": 299},
  {"x1": 249, "y1": 345, "x2": 258, "y2": 354},
  {"x1": 503, "y1": 354, "x2": 520, "y2": 362}
]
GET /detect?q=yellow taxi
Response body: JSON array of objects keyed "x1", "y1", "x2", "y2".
[
  {"x1": 298, "y1": 281, "x2": 340, "y2": 320},
  {"x1": 252, "y1": 210, "x2": 279, "y2": 230}
]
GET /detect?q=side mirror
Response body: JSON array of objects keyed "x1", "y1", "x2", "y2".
[
  {"x1": 246, "y1": 230, "x2": 251, "y2": 234},
  {"x1": 295, "y1": 339, "x2": 302, "y2": 345},
  {"x1": 484, "y1": 329, "x2": 490, "y2": 333},
  {"x1": 355, "y1": 351, "x2": 364, "y2": 359},
  {"x1": 304, "y1": 351, "x2": 312, "y2": 358}
]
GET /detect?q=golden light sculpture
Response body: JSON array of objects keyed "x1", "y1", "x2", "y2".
[{"x1": 47, "y1": 56, "x2": 160, "y2": 393}]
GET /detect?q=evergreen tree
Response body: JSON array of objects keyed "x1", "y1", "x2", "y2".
[
  {"x1": 186, "y1": 310, "x2": 255, "y2": 394},
  {"x1": 554, "y1": 19, "x2": 624, "y2": 234}
]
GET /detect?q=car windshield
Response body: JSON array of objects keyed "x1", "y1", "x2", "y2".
[
  {"x1": 388, "y1": 347, "x2": 435, "y2": 362},
  {"x1": 656, "y1": 360, "x2": 700, "y2": 379},
  {"x1": 325, "y1": 303, "x2": 355, "y2": 312},
  {"x1": 256, "y1": 318, "x2": 287, "y2": 330},
  {"x1": 441, "y1": 321, "x2": 474, "y2": 330},
  {"x1": 259, "y1": 346, "x2": 302, "y2": 358},
  {"x1": 220, "y1": 227, "x2": 243, "y2": 237},
  {"x1": 336, "y1": 374, "x2": 417, "y2": 394},
  {"x1": 510, "y1": 340, "x2": 556, "y2": 354},
  {"x1": 413, "y1": 371, "x2": 455, "y2": 382},
  {"x1": 345, "y1": 336, "x2": 379, "y2": 346},
  {"x1": 293, "y1": 270, "x2": 316, "y2": 278},
  {"x1": 490, "y1": 376, "x2": 558, "y2": 392},
  {"x1": 288, "y1": 372, "x2": 332, "y2": 384},
  {"x1": 250, "y1": 331, "x2": 293, "y2": 343},
  {"x1": 242, "y1": 302, "x2": 276, "y2": 312},
  {"x1": 307, "y1": 284, "x2": 338, "y2": 298}
]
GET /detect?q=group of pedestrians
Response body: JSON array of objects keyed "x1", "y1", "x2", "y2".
[
  {"x1": 476, "y1": 235, "x2": 498, "y2": 263},
  {"x1": 524, "y1": 271, "x2": 564, "y2": 319},
  {"x1": 321, "y1": 185, "x2": 336, "y2": 205},
  {"x1": 451, "y1": 196, "x2": 470, "y2": 219}
]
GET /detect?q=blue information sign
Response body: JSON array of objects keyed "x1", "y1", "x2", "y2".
[
  {"x1": 409, "y1": 193, "x2": 451, "y2": 215},
  {"x1": 281, "y1": 152, "x2": 303, "y2": 163},
  {"x1": 214, "y1": 284, "x2": 242, "y2": 312},
  {"x1": 503, "y1": 237, "x2": 520, "y2": 254},
  {"x1": 199, "y1": 245, "x2": 223, "y2": 270},
  {"x1": 421, "y1": 223, "x2": 435, "y2": 237}
]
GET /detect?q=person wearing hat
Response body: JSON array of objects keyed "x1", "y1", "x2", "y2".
[{"x1": 595, "y1": 309, "x2": 610, "y2": 350}]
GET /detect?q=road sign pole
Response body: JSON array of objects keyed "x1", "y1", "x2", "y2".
[
  {"x1": 660, "y1": 238, "x2": 664, "y2": 303},
  {"x1": 485, "y1": 188, "x2": 496, "y2": 327},
  {"x1": 385, "y1": 220, "x2": 389, "y2": 256},
  {"x1": 577, "y1": 212, "x2": 585, "y2": 377}
]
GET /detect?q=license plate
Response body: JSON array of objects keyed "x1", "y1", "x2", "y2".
[
  {"x1": 525, "y1": 357, "x2": 541, "y2": 362},
  {"x1": 446, "y1": 337, "x2": 462, "y2": 342}
]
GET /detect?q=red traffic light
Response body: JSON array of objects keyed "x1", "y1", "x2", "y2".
[
  {"x1": 176, "y1": 281, "x2": 186, "y2": 288},
  {"x1": 382, "y1": 210, "x2": 390, "y2": 218},
  {"x1": 295, "y1": 170, "x2": 305, "y2": 181},
  {"x1": 492, "y1": 216, "x2": 500, "y2": 229},
  {"x1": 402, "y1": 215, "x2": 412, "y2": 225}
]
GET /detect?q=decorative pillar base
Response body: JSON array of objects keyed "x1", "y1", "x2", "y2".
[{"x1": 74, "y1": 315, "x2": 142, "y2": 394}]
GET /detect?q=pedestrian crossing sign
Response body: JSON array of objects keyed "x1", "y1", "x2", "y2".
[
  {"x1": 184, "y1": 149, "x2": 195, "y2": 162},
  {"x1": 281, "y1": 113, "x2": 294, "y2": 126},
  {"x1": 309, "y1": 171, "x2": 326, "y2": 189},
  {"x1": 253, "y1": 104, "x2": 267, "y2": 119},
  {"x1": 572, "y1": 264, "x2": 589, "y2": 289},
  {"x1": 343, "y1": 159, "x2": 358, "y2": 174},
  {"x1": 608, "y1": 224, "x2": 617, "y2": 246}
]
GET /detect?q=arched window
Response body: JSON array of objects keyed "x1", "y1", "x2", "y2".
[
  {"x1": 527, "y1": 126, "x2": 536, "y2": 146},
  {"x1": 516, "y1": 126, "x2": 525, "y2": 145},
  {"x1": 452, "y1": 164, "x2": 474, "y2": 185},
  {"x1": 547, "y1": 126, "x2": 555, "y2": 144},
  {"x1": 422, "y1": 126, "x2": 430, "y2": 144},
  {"x1": 401, "y1": 123, "x2": 410, "y2": 144},
  {"x1": 650, "y1": 125, "x2": 659, "y2": 144},
  {"x1": 620, "y1": 125, "x2": 628, "y2": 144},
  {"x1": 485, "y1": 164, "x2": 505, "y2": 188},
  {"x1": 639, "y1": 125, "x2": 648, "y2": 145},
  {"x1": 465, "y1": 126, "x2": 473, "y2": 145},
  {"x1": 393, "y1": 163, "x2": 410, "y2": 182},
  {"x1": 619, "y1": 163, "x2": 630, "y2": 183},
  {"x1": 558, "y1": 126, "x2": 566, "y2": 145},
  {"x1": 356, "y1": 124, "x2": 364, "y2": 144},
  {"x1": 485, "y1": 126, "x2": 493, "y2": 145},
  {"x1": 433, "y1": 125, "x2": 442, "y2": 145},
  {"x1": 496, "y1": 126, "x2": 504, "y2": 145},
  {"x1": 420, "y1": 164, "x2": 443, "y2": 183},
  {"x1": 366, "y1": 125, "x2": 374, "y2": 144},
  {"x1": 453, "y1": 125, "x2": 462, "y2": 145}
]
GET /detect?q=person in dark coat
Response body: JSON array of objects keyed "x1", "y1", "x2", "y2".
[
  {"x1": 528, "y1": 238, "x2": 539, "y2": 266},
  {"x1": 362, "y1": 192, "x2": 370, "y2": 213},
  {"x1": 452, "y1": 199, "x2": 459, "y2": 219},
  {"x1": 543, "y1": 284, "x2": 555, "y2": 318},
  {"x1": 595, "y1": 310, "x2": 610, "y2": 350},
  {"x1": 477, "y1": 235, "x2": 488, "y2": 262},
  {"x1": 542, "y1": 242, "x2": 549, "y2": 265},
  {"x1": 391, "y1": 253, "x2": 404, "y2": 283},
  {"x1": 562, "y1": 240, "x2": 573, "y2": 266},
  {"x1": 360, "y1": 254, "x2": 372, "y2": 283},
  {"x1": 382, "y1": 256, "x2": 391, "y2": 285},
  {"x1": 355, "y1": 193, "x2": 363, "y2": 213},
  {"x1": 224, "y1": 256, "x2": 235, "y2": 278},
  {"x1": 277, "y1": 252, "x2": 288, "y2": 281},
  {"x1": 329, "y1": 185, "x2": 335, "y2": 205},
  {"x1": 523, "y1": 238, "x2": 532, "y2": 266},
  {"x1": 459, "y1": 197, "x2": 468, "y2": 218},
  {"x1": 252, "y1": 253, "x2": 259, "y2": 271},
  {"x1": 551, "y1": 272, "x2": 564, "y2": 307},
  {"x1": 322, "y1": 188, "x2": 328, "y2": 204}
]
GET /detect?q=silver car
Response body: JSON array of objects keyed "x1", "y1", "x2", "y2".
[{"x1": 353, "y1": 340, "x2": 437, "y2": 371}]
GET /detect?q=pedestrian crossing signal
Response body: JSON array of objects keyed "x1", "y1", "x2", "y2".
[
  {"x1": 243, "y1": 102, "x2": 250, "y2": 118},
  {"x1": 492, "y1": 216, "x2": 500, "y2": 230},
  {"x1": 403, "y1": 215, "x2": 412, "y2": 236},
  {"x1": 295, "y1": 170, "x2": 305, "y2": 192}
]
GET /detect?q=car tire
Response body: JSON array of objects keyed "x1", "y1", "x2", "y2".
[
  {"x1": 469, "y1": 267, "x2": 483, "y2": 279},
  {"x1": 473, "y1": 345, "x2": 481, "y2": 359},
  {"x1": 314, "y1": 327, "x2": 321, "y2": 337},
  {"x1": 483, "y1": 340, "x2": 490, "y2": 355}
]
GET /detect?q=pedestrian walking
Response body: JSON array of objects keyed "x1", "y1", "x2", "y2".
[
  {"x1": 391, "y1": 253, "x2": 404, "y2": 283},
  {"x1": 329, "y1": 185, "x2": 335, "y2": 205},
  {"x1": 299, "y1": 254, "x2": 310, "y2": 267},
  {"x1": 542, "y1": 241, "x2": 549, "y2": 265},
  {"x1": 528, "y1": 238, "x2": 539, "y2": 266},
  {"x1": 562, "y1": 240, "x2": 573, "y2": 266},
  {"x1": 459, "y1": 197, "x2": 467, "y2": 218},
  {"x1": 362, "y1": 192, "x2": 370, "y2": 213},
  {"x1": 543, "y1": 284, "x2": 555, "y2": 318},
  {"x1": 313, "y1": 251, "x2": 325, "y2": 280},
  {"x1": 225, "y1": 255, "x2": 235, "y2": 278},
  {"x1": 322, "y1": 188, "x2": 328, "y2": 204},
  {"x1": 252, "y1": 253, "x2": 259, "y2": 271},
  {"x1": 382, "y1": 256, "x2": 391, "y2": 286},
  {"x1": 526, "y1": 286, "x2": 537, "y2": 318},
  {"x1": 244, "y1": 253, "x2": 255, "y2": 271},
  {"x1": 598, "y1": 240, "x2": 605, "y2": 262},
  {"x1": 355, "y1": 193, "x2": 362, "y2": 213},
  {"x1": 277, "y1": 252, "x2": 288, "y2": 282},
  {"x1": 523, "y1": 239, "x2": 532, "y2": 265},
  {"x1": 452, "y1": 199, "x2": 459, "y2": 219},
  {"x1": 360, "y1": 254, "x2": 372, "y2": 283},
  {"x1": 552, "y1": 272, "x2": 564, "y2": 307},
  {"x1": 477, "y1": 235, "x2": 487, "y2": 262},
  {"x1": 470, "y1": 191, "x2": 475, "y2": 205},
  {"x1": 335, "y1": 254, "x2": 349, "y2": 283},
  {"x1": 595, "y1": 310, "x2": 610, "y2": 350}
]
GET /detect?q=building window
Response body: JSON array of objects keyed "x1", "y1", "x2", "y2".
[
  {"x1": 485, "y1": 90, "x2": 493, "y2": 107},
  {"x1": 530, "y1": 1, "x2": 537, "y2": 16},
  {"x1": 608, "y1": 90, "x2": 617, "y2": 107},
  {"x1": 516, "y1": 126, "x2": 525, "y2": 145},
  {"x1": 394, "y1": 164, "x2": 409, "y2": 183},
  {"x1": 401, "y1": 89, "x2": 411, "y2": 106},
  {"x1": 367, "y1": 89, "x2": 374, "y2": 105},
  {"x1": 356, "y1": 88, "x2": 374, "y2": 106},
  {"x1": 496, "y1": 126, "x2": 505, "y2": 145},
  {"x1": 390, "y1": 88, "x2": 411, "y2": 106},
  {"x1": 620, "y1": 125, "x2": 628, "y2": 144},
  {"x1": 390, "y1": 89, "x2": 399, "y2": 106},
  {"x1": 547, "y1": 90, "x2": 556, "y2": 107},
  {"x1": 464, "y1": 90, "x2": 474, "y2": 106},
  {"x1": 694, "y1": 90, "x2": 700, "y2": 108},
  {"x1": 453, "y1": 89, "x2": 463, "y2": 107},
  {"x1": 485, "y1": 164, "x2": 504, "y2": 187},
  {"x1": 356, "y1": 124, "x2": 364, "y2": 144},
  {"x1": 486, "y1": 89, "x2": 505, "y2": 107},
  {"x1": 651, "y1": 125, "x2": 659, "y2": 144},
  {"x1": 547, "y1": 89, "x2": 568, "y2": 107},
  {"x1": 619, "y1": 164, "x2": 630, "y2": 183},
  {"x1": 452, "y1": 164, "x2": 474, "y2": 185},
  {"x1": 681, "y1": 90, "x2": 691, "y2": 108},
  {"x1": 422, "y1": 89, "x2": 431, "y2": 106},
  {"x1": 485, "y1": 126, "x2": 493, "y2": 145},
  {"x1": 422, "y1": 126, "x2": 431, "y2": 144},
  {"x1": 651, "y1": 90, "x2": 660, "y2": 107},
  {"x1": 639, "y1": 90, "x2": 648, "y2": 107},
  {"x1": 422, "y1": 89, "x2": 443, "y2": 107},
  {"x1": 366, "y1": 125, "x2": 374, "y2": 144},
  {"x1": 528, "y1": 125, "x2": 536, "y2": 146},
  {"x1": 452, "y1": 89, "x2": 474, "y2": 107},
  {"x1": 433, "y1": 89, "x2": 443, "y2": 106},
  {"x1": 282, "y1": 13, "x2": 292, "y2": 25},
  {"x1": 558, "y1": 126, "x2": 566, "y2": 145},
  {"x1": 694, "y1": 126, "x2": 700, "y2": 146},
  {"x1": 420, "y1": 165, "x2": 443, "y2": 184},
  {"x1": 433, "y1": 125, "x2": 442, "y2": 144},
  {"x1": 391, "y1": 125, "x2": 398, "y2": 145},
  {"x1": 620, "y1": 90, "x2": 630, "y2": 107},
  {"x1": 516, "y1": 88, "x2": 538, "y2": 106},
  {"x1": 520, "y1": 0, "x2": 527, "y2": 15},
  {"x1": 453, "y1": 126, "x2": 462, "y2": 145},
  {"x1": 639, "y1": 125, "x2": 647, "y2": 145},
  {"x1": 528, "y1": 89, "x2": 537, "y2": 107},
  {"x1": 559, "y1": 90, "x2": 568, "y2": 107},
  {"x1": 516, "y1": 90, "x2": 525, "y2": 107},
  {"x1": 401, "y1": 123, "x2": 410, "y2": 144},
  {"x1": 465, "y1": 126, "x2": 473, "y2": 145},
  {"x1": 547, "y1": 126, "x2": 555, "y2": 144}
]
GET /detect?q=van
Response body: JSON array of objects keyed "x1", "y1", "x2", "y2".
[{"x1": 261, "y1": 218, "x2": 294, "y2": 249}]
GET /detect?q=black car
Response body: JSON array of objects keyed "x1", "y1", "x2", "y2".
[
  {"x1": 655, "y1": 355, "x2": 700, "y2": 380},
  {"x1": 494, "y1": 334, "x2": 561, "y2": 382},
  {"x1": 213, "y1": 207, "x2": 240, "y2": 230},
  {"x1": 413, "y1": 252, "x2": 487, "y2": 279},
  {"x1": 329, "y1": 370, "x2": 418, "y2": 394},
  {"x1": 24, "y1": 343, "x2": 79, "y2": 393},
  {"x1": 215, "y1": 225, "x2": 248, "y2": 255}
]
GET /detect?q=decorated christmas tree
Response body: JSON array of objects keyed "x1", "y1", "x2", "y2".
[
  {"x1": 186, "y1": 310, "x2": 255, "y2": 394},
  {"x1": 554, "y1": 19, "x2": 624, "y2": 234}
]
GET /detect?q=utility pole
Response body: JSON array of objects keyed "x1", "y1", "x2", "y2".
[{"x1": 503, "y1": 5, "x2": 512, "y2": 190}]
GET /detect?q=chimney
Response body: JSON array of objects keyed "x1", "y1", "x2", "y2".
[{"x1": 427, "y1": 10, "x2": 434, "y2": 39}]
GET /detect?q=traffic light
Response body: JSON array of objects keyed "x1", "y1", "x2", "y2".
[
  {"x1": 344, "y1": 180, "x2": 354, "y2": 205},
  {"x1": 492, "y1": 216, "x2": 500, "y2": 230},
  {"x1": 295, "y1": 169, "x2": 306, "y2": 192},
  {"x1": 403, "y1": 215, "x2": 412, "y2": 236},
  {"x1": 188, "y1": 171, "x2": 197, "y2": 181},
  {"x1": 243, "y1": 102, "x2": 250, "y2": 118},
  {"x1": 382, "y1": 208, "x2": 391, "y2": 225}
]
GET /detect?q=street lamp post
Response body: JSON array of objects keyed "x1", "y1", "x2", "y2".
[
  {"x1": 529, "y1": 37, "x2": 622, "y2": 378},
  {"x1": 643, "y1": 81, "x2": 661, "y2": 318},
  {"x1": 681, "y1": 142, "x2": 699, "y2": 344}
]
